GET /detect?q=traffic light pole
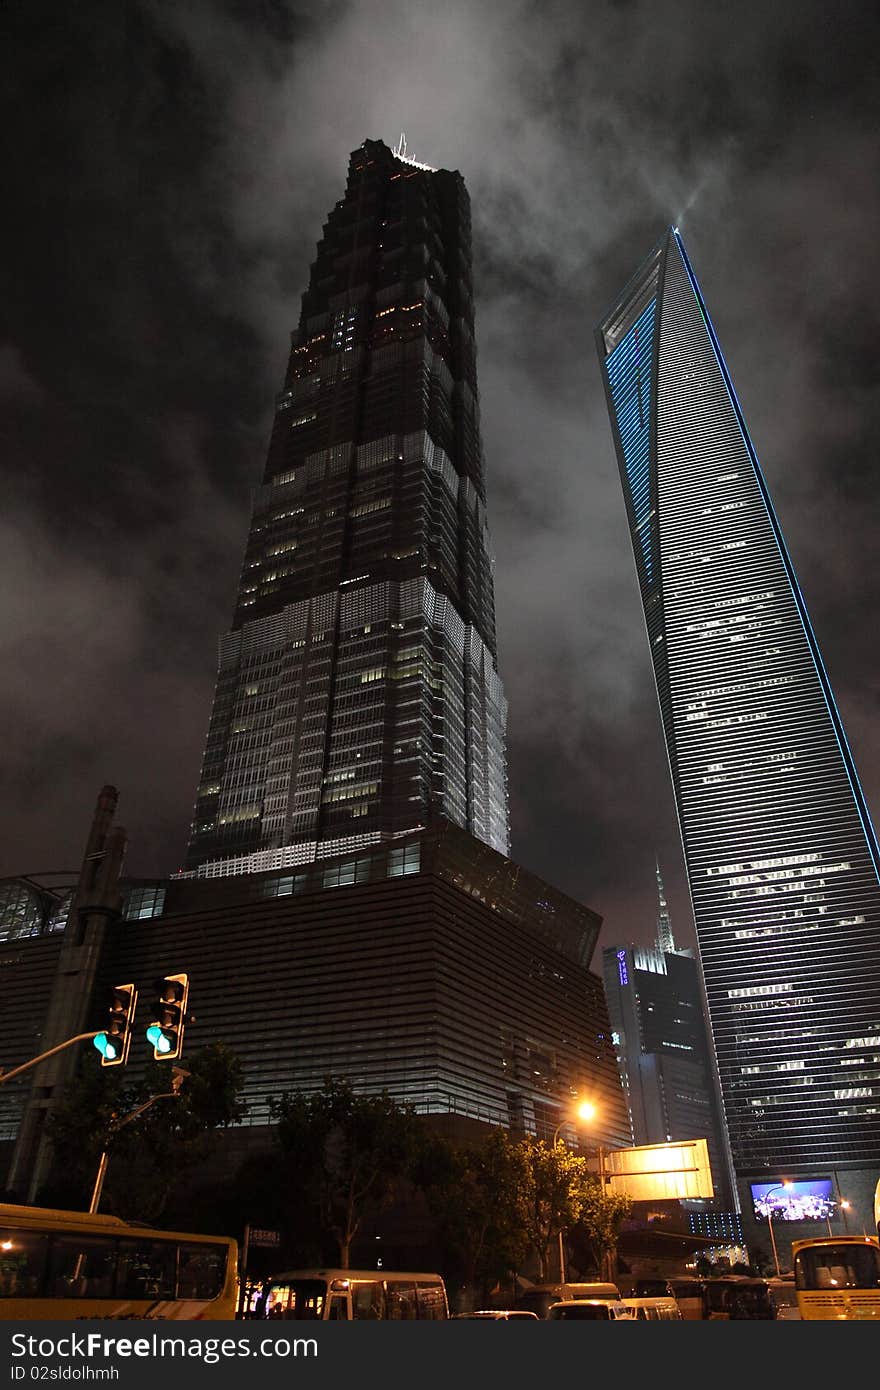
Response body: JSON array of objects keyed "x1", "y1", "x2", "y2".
[
  {"x1": 88, "y1": 1069, "x2": 189, "y2": 1214},
  {"x1": 0, "y1": 1032, "x2": 102, "y2": 1086}
]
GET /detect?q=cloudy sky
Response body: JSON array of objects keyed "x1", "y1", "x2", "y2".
[{"x1": 4, "y1": 0, "x2": 879, "y2": 953}]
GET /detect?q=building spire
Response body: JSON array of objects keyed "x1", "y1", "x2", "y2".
[
  {"x1": 656, "y1": 858, "x2": 675, "y2": 954},
  {"x1": 390, "y1": 132, "x2": 436, "y2": 172}
]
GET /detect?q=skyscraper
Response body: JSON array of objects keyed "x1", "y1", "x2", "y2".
[
  {"x1": 186, "y1": 138, "x2": 508, "y2": 876},
  {"x1": 596, "y1": 229, "x2": 880, "y2": 1224},
  {"x1": 1, "y1": 142, "x2": 633, "y2": 1210},
  {"x1": 602, "y1": 865, "x2": 732, "y2": 1208}
]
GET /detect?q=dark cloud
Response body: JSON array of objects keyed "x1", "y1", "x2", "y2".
[{"x1": 3, "y1": 0, "x2": 879, "y2": 955}]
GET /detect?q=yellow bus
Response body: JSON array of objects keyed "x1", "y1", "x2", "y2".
[
  {"x1": 259, "y1": 1269, "x2": 449, "y2": 1320},
  {"x1": 791, "y1": 1236, "x2": 880, "y2": 1320},
  {"x1": 0, "y1": 1203, "x2": 238, "y2": 1320}
]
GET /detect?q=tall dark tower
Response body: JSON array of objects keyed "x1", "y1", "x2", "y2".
[
  {"x1": 186, "y1": 139, "x2": 509, "y2": 876},
  {"x1": 596, "y1": 227, "x2": 880, "y2": 1245}
]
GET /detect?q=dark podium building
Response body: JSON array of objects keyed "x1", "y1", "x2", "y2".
[{"x1": 0, "y1": 810, "x2": 629, "y2": 1194}]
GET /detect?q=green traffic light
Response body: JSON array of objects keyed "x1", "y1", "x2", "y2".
[
  {"x1": 93, "y1": 1032, "x2": 118, "y2": 1061},
  {"x1": 146, "y1": 1024, "x2": 172, "y2": 1054}
]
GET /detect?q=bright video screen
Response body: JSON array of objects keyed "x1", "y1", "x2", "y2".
[{"x1": 750, "y1": 1179, "x2": 835, "y2": 1223}]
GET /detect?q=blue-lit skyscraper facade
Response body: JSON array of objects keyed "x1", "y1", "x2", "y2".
[{"x1": 596, "y1": 229, "x2": 880, "y2": 1204}]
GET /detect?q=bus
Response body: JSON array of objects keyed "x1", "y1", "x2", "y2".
[
  {"x1": 791, "y1": 1236, "x2": 880, "y2": 1320},
  {"x1": 667, "y1": 1276, "x2": 774, "y2": 1320},
  {"x1": 260, "y1": 1269, "x2": 449, "y2": 1320},
  {"x1": 0, "y1": 1203, "x2": 238, "y2": 1320}
]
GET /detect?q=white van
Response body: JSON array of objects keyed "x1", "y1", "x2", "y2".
[
  {"x1": 547, "y1": 1298, "x2": 635, "y2": 1321},
  {"x1": 621, "y1": 1296, "x2": 682, "y2": 1321},
  {"x1": 514, "y1": 1282, "x2": 622, "y2": 1319}
]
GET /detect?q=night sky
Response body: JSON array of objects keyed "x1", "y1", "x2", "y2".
[{"x1": 4, "y1": 1, "x2": 879, "y2": 955}]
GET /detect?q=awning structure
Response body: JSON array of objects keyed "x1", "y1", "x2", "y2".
[{"x1": 617, "y1": 1226, "x2": 721, "y2": 1260}]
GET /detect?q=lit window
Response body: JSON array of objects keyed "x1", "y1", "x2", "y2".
[{"x1": 123, "y1": 885, "x2": 167, "y2": 921}]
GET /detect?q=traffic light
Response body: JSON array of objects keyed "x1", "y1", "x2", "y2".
[
  {"x1": 145, "y1": 973, "x2": 190, "y2": 1061},
  {"x1": 93, "y1": 983, "x2": 137, "y2": 1067}
]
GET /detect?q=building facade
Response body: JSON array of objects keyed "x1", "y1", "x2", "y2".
[
  {"x1": 186, "y1": 139, "x2": 508, "y2": 877},
  {"x1": 596, "y1": 229, "x2": 880, "y2": 1242},
  {"x1": 602, "y1": 866, "x2": 732, "y2": 1207},
  {"x1": 0, "y1": 815, "x2": 630, "y2": 1197}
]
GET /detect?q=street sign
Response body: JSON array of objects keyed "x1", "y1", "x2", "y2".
[
  {"x1": 604, "y1": 1139, "x2": 714, "y2": 1200},
  {"x1": 249, "y1": 1228, "x2": 281, "y2": 1248}
]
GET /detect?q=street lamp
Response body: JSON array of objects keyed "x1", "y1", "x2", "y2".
[
  {"x1": 763, "y1": 1182, "x2": 793, "y2": 1277},
  {"x1": 839, "y1": 1200, "x2": 851, "y2": 1235},
  {"x1": 551, "y1": 1101, "x2": 598, "y2": 1283}
]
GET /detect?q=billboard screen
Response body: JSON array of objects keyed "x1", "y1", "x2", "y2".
[
  {"x1": 605, "y1": 1139, "x2": 714, "y2": 1200},
  {"x1": 750, "y1": 1179, "x2": 835, "y2": 1223}
]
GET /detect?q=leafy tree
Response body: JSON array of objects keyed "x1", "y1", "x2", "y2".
[
  {"x1": 573, "y1": 1176, "x2": 632, "y2": 1283},
  {"x1": 44, "y1": 1042, "x2": 247, "y2": 1222},
  {"x1": 417, "y1": 1128, "x2": 528, "y2": 1302},
  {"x1": 270, "y1": 1078, "x2": 419, "y2": 1269},
  {"x1": 512, "y1": 1137, "x2": 593, "y2": 1281}
]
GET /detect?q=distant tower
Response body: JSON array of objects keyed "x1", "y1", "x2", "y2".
[
  {"x1": 186, "y1": 139, "x2": 509, "y2": 876},
  {"x1": 655, "y1": 859, "x2": 675, "y2": 954},
  {"x1": 602, "y1": 919, "x2": 732, "y2": 1208},
  {"x1": 597, "y1": 226, "x2": 880, "y2": 1226}
]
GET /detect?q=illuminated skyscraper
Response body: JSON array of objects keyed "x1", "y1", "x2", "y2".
[
  {"x1": 186, "y1": 139, "x2": 508, "y2": 876},
  {"x1": 602, "y1": 867, "x2": 732, "y2": 1208},
  {"x1": 596, "y1": 229, "x2": 880, "y2": 1220}
]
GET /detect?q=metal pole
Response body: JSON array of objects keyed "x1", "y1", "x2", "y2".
[
  {"x1": 763, "y1": 1184, "x2": 787, "y2": 1277},
  {"x1": 86, "y1": 1077, "x2": 186, "y2": 1215},
  {"x1": 597, "y1": 1145, "x2": 611, "y2": 1283},
  {"x1": 551, "y1": 1121, "x2": 566, "y2": 1285},
  {"x1": 89, "y1": 1152, "x2": 110, "y2": 1215},
  {"x1": 0, "y1": 1032, "x2": 101, "y2": 1085},
  {"x1": 238, "y1": 1224, "x2": 251, "y2": 1319},
  {"x1": 767, "y1": 1210, "x2": 781, "y2": 1277}
]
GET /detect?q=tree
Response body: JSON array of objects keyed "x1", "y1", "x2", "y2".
[
  {"x1": 512, "y1": 1138, "x2": 593, "y2": 1281},
  {"x1": 573, "y1": 1176, "x2": 632, "y2": 1283},
  {"x1": 44, "y1": 1042, "x2": 247, "y2": 1222},
  {"x1": 270, "y1": 1078, "x2": 419, "y2": 1269},
  {"x1": 417, "y1": 1128, "x2": 528, "y2": 1304}
]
